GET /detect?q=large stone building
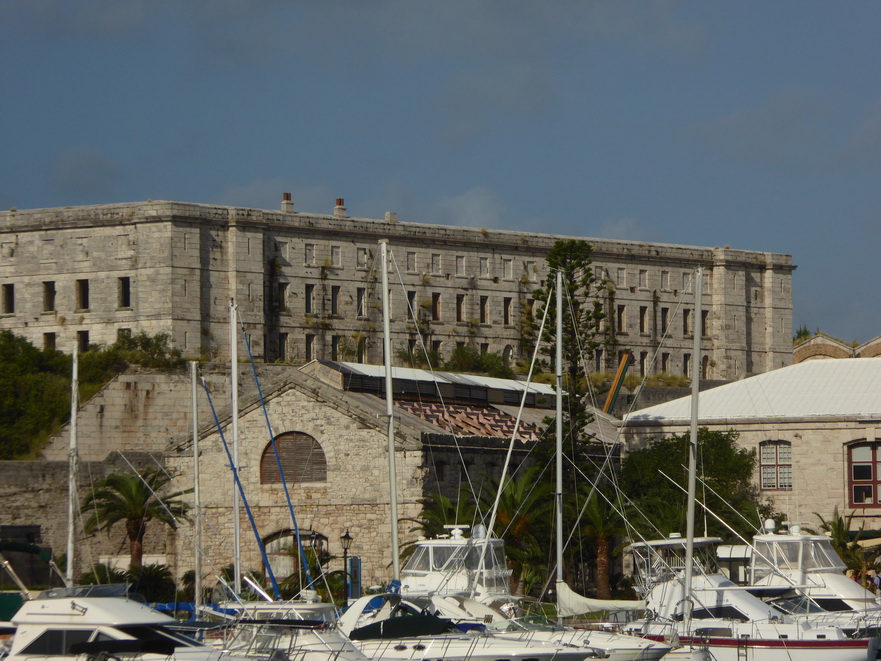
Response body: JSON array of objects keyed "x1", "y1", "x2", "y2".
[{"x1": 0, "y1": 197, "x2": 795, "y2": 380}]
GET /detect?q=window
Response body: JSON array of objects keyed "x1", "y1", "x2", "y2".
[
  {"x1": 357, "y1": 337, "x2": 366, "y2": 362},
  {"x1": 594, "y1": 265, "x2": 604, "y2": 281},
  {"x1": 479, "y1": 296, "x2": 488, "y2": 324},
  {"x1": 356, "y1": 288, "x2": 367, "y2": 317},
  {"x1": 304, "y1": 243, "x2": 315, "y2": 265},
  {"x1": 431, "y1": 292, "x2": 441, "y2": 321},
  {"x1": 43, "y1": 333, "x2": 56, "y2": 351},
  {"x1": 304, "y1": 284, "x2": 314, "y2": 314},
  {"x1": 616, "y1": 268, "x2": 626, "y2": 287},
  {"x1": 701, "y1": 309, "x2": 709, "y2": 337},
  {"x1": 77, "y1": 330, "x2": 89, "y2": 353},
  {"x1": 661, "y1": 270, "x2": 670, "y2": 290},
  {"x1": 638, "y1": 269, "x2": 648, "y2": 288},
  {"x1": 503, "y1": 297, "x2": 512, "y2": 325},
  {"x1": 21, "y1": 629, "x2": 94, "y2": 655},
  {"x1": 661, "y1": 352, "x2": 670, "y2": 372},
  {"x1": 356, "y1": 247, "x2": 368, "y2": 268},
  {"x1": 331, "y1": 286, "x2": 340, "y2": 315},
  {"x1": 848, "y1": 444, "x2": 881, "y2": 506},
  {"x1": 431, "y1": 253, "x2": 441, "y2": 274},
  {"x1": 331, "y1": 245, "x2": 341, "y2": 267},
  {"x1": 76, "y1": 279, "x2": 90, "y2": 310},
  {"x1": 639, "y1": 306, "x2": 648, "y2": 334},
  {"x1": 760, "y1": 441, "x2": 792, "y2": 491},
  {"x1": 456, "y1": 255, "x2": 465, "y2": 276},
  {"x1": 456, "y1": 294, "x2": 466, "y2": 323},
  {"x1": 661, "y1": 307, "x2": 669, "y2": 335},
  {"x1": 260, "y1": 432, "x2": 327, "y2": 484},
  {"x1": 407, "y1": 252, "x2": 416, "y2": 272},
  {"x1": 639, "y1": 351, "x2": 648, "y2": 376},
  {"x1": 278, "y1": 333, "x2": 288, "y2": 361},
  {"x1": 407, "y1": 290, "x2": 416, "y2": 315},
  {"x1": 480, "y1": 343, "x2": 489, "y2": 354},
  {"x1": 502, "y1": 258, "x2": 513, "y2": 279},
  {"x1": 331, "y1": 335, "x2": 340, "y2": 360},
  {"x1": 594, "y1": 348, "x2": 603, "y2": 371},
  {"x1": 116, "y1": 277, "x2": 131, "y2": 308},
  {"x1": 683, "y1": 308, "x2": 692, "y2": 336},
  {"x1": 305, "y1": 334, "x2": 315, "y2": 361},
  {"x1": 683, "y1": 353, "x2": 691, "y2": 377},
  {"x1": 1, "y1": 284, "x2": 13, "y2": 314},
  {"x1": 480, "y1": 257, "x2": 490, "y2": 277},
  {"x1": 616, "y1": 305, "x2": 626, "y2": 333},
  {"x1": 43, "y1": 281, "x2": 56, "y2": 312},
  {"x1": 117, "y1": 328, "x2": 131, "y2": 342},
  {"x1": 277, "y1": 282, "x2": 289, "y2": 312},
  {"x1": 525, "y1": 261, "x2": 537, "y2": 282}
]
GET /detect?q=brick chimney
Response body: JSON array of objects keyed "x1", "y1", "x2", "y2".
[
  {"x1": 334, "y1": 198, "x2": 347, "y2": 218},
  {"x1": 281, "y1": 192, "x2": 294, "y2": 213}
]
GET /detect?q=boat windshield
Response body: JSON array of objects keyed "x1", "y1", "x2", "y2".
[
  {"x1": 768, "y1": 595, "x2": 827, "y2": 615},
  {"x1": 486, "y1": 616, "x2": 558, "y2": 633},
  {"x1": 752, "y1": 538, "x2": 845, "y2": 582}
]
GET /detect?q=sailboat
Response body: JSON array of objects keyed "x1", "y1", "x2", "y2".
[{"x1": 621, "y1": 269, "x2": 878, "y2": 661}]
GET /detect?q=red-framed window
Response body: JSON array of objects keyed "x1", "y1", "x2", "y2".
[
  {"x1": 848, "y1": 443, "x2": 881, "y2": 507},
  {"x1": 760, "y1": 440, "x2": 792, "y2": 491}
]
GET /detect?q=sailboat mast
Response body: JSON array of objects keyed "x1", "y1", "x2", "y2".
[
  {"x1": 230, "y1": 299, "x2": 242, "y2": 596},
  {"x1": 554, "y1": 271, "x2": 564, "y2": 626},
  {"x1": 682, "y1": 267, "x2": 703, "y2": 628},
  {"x1": 191, "y1": 360, "x2": 202, "y2": 615},
  {"x1": 65, "y1": 342, "x2": 78, "y2": 587},
  {"x1": 380, "y1": 240, "x2": 401, "y2": 581}
]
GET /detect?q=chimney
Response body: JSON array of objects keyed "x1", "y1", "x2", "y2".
[
  {"x1": 334, "y1": 198, "x2": 347, "y2": 218},
  {"x1": 385, "y1": 211, "x2": 398, "y2": 223},
  {"x1": 281, "y1": 192, "x2": 294, "y2": 213}
]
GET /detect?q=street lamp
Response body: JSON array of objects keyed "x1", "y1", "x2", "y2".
[{"x1": 340, "y1": 529, "x2": 353, "y2": 600}]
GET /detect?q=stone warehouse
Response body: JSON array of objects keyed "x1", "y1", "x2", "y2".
[{"x1": 0, "y1": 197, "x2": 794, "y2": 380}]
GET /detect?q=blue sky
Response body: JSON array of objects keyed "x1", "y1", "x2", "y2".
[{"x1": 2, "y1": 1, "x2": 879, "y2": 344}]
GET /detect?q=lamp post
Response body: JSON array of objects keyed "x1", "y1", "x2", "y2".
[{"x1": 340, "y1": 529, "x2": 353, "y2": 600}]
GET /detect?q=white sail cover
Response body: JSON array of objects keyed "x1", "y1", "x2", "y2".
[{"x1": 555, "y1": 581, "x2": 646, "y2": 616}]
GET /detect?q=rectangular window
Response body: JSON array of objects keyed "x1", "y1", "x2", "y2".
[
  {"x1": 331, "y1": 245, "x2": 341, "y2": 267},
  {"x1": 701, "y1": 309, "x2": 709, "y2": 337},
  {"x1": 638, "y1": 269, "x2": 648, "y2": 288},
  {"x1": 431, "y1": 253, "x2": 441, "y2": 274},
  {"x1": 304, "y1": 243, "x2": 315, "y2": 265},
  {"x1": 502, "y1": 258, "x2": 513, "y2": 280},
  {"x1": 456, "y1": 255, "x2": 465, "y2": 276},
  {"x1": 278, "y1": 333, "x2": 287, "y2": 361},
  {"x1": 331, "y1": 335, "x2": 340, "y2": 361},
  {"x1": 43, "y1": 281, "x2": 56, "y2": 312},
  {"x1": 661, "y1": 270, "x2": 670, "y2": 290},
  {"x1": 407, "y1": 252, "x2": 416, "y2": 272},
  {"x1": 479, "y1": 296, "x2": 489, "y2": 324},
  {"x1": 1, "y1": 283, "x2": 14, "y2": 314},
  {"x1": 594, "y1": 265, "x2": 604, "y2": 281},
  {"x1": 331, "y1": 286, "x2": 340, "y2": 315},
  {"x1": 661, "y1": 307, "x2": 669, "y2": 335},
  {"x1": 357, "y1": 288, "x2": 367, "y2": 317},
  {"x1": 117, "y1": 328, "x2": 131, "y2": 342},
  {"x1": 277, "y1": 282, "x2": 289, "y2": 312},
  {"x1": 305, "y1": 284, "x2": 314, "y2": 314},
  {"x1": 683, "y1": 353, "x2": 691, "y2": 377},
  {"x1": 639, "y1": 306, "x2": 648, "y2": 334},
  {"x1": 761, "y1": 442, "x2": 793, "y2": 491},
  {"x1": 76, "y1": 279, "x2": 90, "y2": 311},
  {"x1": 43, "y1": 332, "x2": 56, "y2": 351},
  {"x1": 305, "y1": 334, "x2": 315, "y2": 362},
  {"x1": 456, "y1": 294, "x2": 466, "y2": 323},
  {"x1": 639, "y1": 351, "x2": 648, "y2": 376},
  {"x1": 616, "y1": 305, "x2": 626, "y2": 333},
  {"x1": 480, "y1": 257, "x2": 490, "y2": 277},
  {"x1": 77, "y1": 330, "x2": 89, "y2": 353},
  {"x1": 356, "y1": 247, "x2": 368, "y2": 268},
  {"x1": 503, "y1": 297, "x2": 512, "y2": 325},
  {"x1": 525, "y1": 261, "x2": 537, "y2": 282},
  {"x1": 617, "y1": 268, "x2": 626, "y2": 287},
  {"x1": 661, "y1": 352, "x2": 670, "y2": 372},
  {"x1": 480, "y1": 343, "x2": 489, "y2": 354},
  {"x1": 594, "y1": 348, "x2": 603, "y2": 371},
  {"x1": 683, "y1": 308, "x2": 692, "y2": 336},
  {"x1": 117, "y1": 277, "x2": 131, "y2": 308},
  {"x1": 431, "y1": 292, "x2": 441, "y2": 321}
]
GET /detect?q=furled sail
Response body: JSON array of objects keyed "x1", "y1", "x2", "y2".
[{"x1": 555, "y1": 580, "x2": 646, "y2": 616}]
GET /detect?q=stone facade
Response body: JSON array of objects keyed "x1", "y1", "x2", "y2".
[
  {"x1": 0, "y1": 199, "x2": 795, "y2": 380},
  {"x1": 793, "y1": 333, "x2": 881, "y2": 362}
]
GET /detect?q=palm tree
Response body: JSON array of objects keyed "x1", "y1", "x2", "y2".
[
  {"x1": 81, "y1": 469, "x2": 191, "y2": 568},
  {"x1": 577, "y1": 490, "x2": 626, "y2": 599}
]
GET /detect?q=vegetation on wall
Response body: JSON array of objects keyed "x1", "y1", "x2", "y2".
[{"x1": 0, "y1": 331, "x2": 184, "y2": 459}]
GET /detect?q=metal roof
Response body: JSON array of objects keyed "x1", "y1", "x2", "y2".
[{"x1": 625, "y1": 358, "x2": 881, "y2": 423}]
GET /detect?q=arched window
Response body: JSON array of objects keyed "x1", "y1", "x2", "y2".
[
  {"x1": 848, "y1": 442, "x2": 881, "y2": 507},
  {"x1": 759, "y1": 440, "x2": 792, "y2": 491},
  {"x1": 263, "y1": 529, "x2": 327, "y2": 580},
  {"x1": 260, "y1": 432, "x2": 327, "y2": 484}
]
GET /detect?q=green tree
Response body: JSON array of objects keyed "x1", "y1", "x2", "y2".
[
  {"x1": 574, "y1": 488, "x2": 627, "y2": 600},
  {"x1": 619, "y1": 428, "x2": 762, "y2": 541},
  {"x1": 815, "y1": 507, "x2": 867, "y2": 575},
  {"x1": 80, "y1": 469, "x2": 192, "y2": 568},
  {"x1": 127, "y1": 563, "x2": 177, "y2": 603}
]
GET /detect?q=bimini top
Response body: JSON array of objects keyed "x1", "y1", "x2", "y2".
[{"x1": 625, "y1": 357, "x2": 881, "y2": 424}]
